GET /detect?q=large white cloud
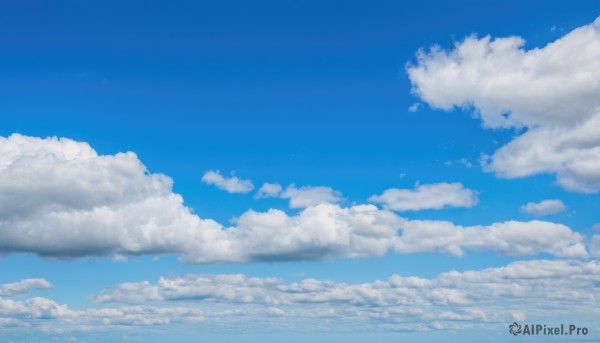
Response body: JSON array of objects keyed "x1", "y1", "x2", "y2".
[
  {"x1": 368, "y1": 182, "x2": 478, "y2": 211},
  {"x1": 407, "y1": 17, "x2": 600, "y2": 192},
  {"x1": 0, "y1": 134, "x2": 589, "y2": 263}
]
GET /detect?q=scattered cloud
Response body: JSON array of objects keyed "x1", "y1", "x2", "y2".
[
  {"x1": 0, "y1": 134, "x2": 588, "y2": 263},
  {"x1": 408, "y1": 17, "x2": 600, "y2": 192},
  {"x1": 280, "y1": 184, "x2": 345, "y2": 208},
  {"x1": 201, "y1": 170, "x2": 254, "y2": 194},
  {"x1": 254, "y1": 182, "x2": 282, "y2": 199},
  {"x1": 369, "y1": 182, "x2": 478, "y2": 211},
  {"x1": 520, "y1": 199, "x2": 566, "y2": 216}
]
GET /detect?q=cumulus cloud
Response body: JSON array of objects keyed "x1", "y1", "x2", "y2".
[
  {"x1": 408, "y1": 17, "x2": 600, "y2": 192},
  {"x1": 254, "y1": 182, "x2": 282, "y2": 199},
  {"x1": 201, "y1": 170, "x2": 254, "y2": 194},
  {"x1": 280, "y1": 184, "x2": 345, "y2": 208},
  {"x1": 0, "y1": 134, "x2": 588, "y2": 263},
  {"x1": 520, "y1": 199, "x2": 566, "y2": 216},
  {"x1": 394, "y1": 219, "x2": 587, "y2": 258},
  {"x1": 368, "y1": 183, "x2": 478, "y2": 211}
]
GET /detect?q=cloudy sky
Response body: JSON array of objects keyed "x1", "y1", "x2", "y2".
[{"x1": 1, "y1": 1, "x2": 600, "y2": 342}]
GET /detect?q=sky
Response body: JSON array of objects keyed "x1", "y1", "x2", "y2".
[{"x1": 1, "y1": 1, "x2": 600, "y2": 342}]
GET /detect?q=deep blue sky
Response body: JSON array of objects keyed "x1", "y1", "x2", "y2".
[{"x1": 1, "y1": 1, "x2": 600, "y2": 342}]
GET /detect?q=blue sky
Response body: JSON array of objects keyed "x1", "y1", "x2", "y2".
[{"x1": 1, "y1": 1, "x2": 600, "y2": 342}]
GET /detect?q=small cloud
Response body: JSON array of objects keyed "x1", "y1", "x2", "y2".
[
  {"x1": 201, "y1": 170, "x2": 254, "y2": 194},
  {"x1": 254, "y1": 182, "x2": 283, "y2": 199},
  {"x1": 551, "y1": 25, "x2": 557, "y2": 31},
  {"x1": 281, "y1": 184, "x2": 345, "y2": 208},
  {"x1": 520, "y1": 199, "x2": 566, "y2": 217},
  {"x1": 399, "y1": 173, "x2": 406, "y2": 179},
  {"x1": 408, "y1": 103, "x2": 421, "y2": 112},
  {"x1": 591, "y1": 223, "x2": 600, "y2": 231},
  {"x1": 369, "y1": 182, "x2": 478, "y2": 211}
]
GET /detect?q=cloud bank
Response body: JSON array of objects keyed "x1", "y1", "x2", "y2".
[
  {"x1": 4, "y1": 259, "x2": 596, "y2": 333},
  {"x1": 0, "y1": 134, "x2": 588, "y2": 263}
]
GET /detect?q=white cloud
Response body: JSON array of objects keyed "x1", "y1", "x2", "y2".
[
  {"x1": 0, "y1": 279, "x2": 52, "y2": 298},
  {"x1": 520, "y1": 199, "x2": 566, "y2": 216},
  {"x1": 5, "y1": 259, "x2": 600, "y2": 334},
  {"x1": 0, "y1": 134, "x2": 588, "y2": 263},
  {"x1": 254, "y1": 182, "x2": 282, "y2": 199},
  {"x1": 92, "y1": 259, "x2": 600, "y2": 330},
  {"x1": 201, "y1": 170, "x2": 254, "y2": 194},
  {"x1": 368, "y1": 183, "x2": 478, "y2": 211},
  {"x1": 280, "y1": 184, "x2": 345, "y2": 208},
  {"x1": 407, "y1": 17, "x2": 600, "y2": 192},
  {"x1": 394, "y1": 219, "x2": 587, "y2": 258}
]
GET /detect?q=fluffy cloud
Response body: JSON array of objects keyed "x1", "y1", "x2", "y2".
[
  {"x1": 280, "y1": 184, "x2": 345, "y2": 208},
  {"x1": 201, "y1": 170, "x2": 254, "y2": 193},
  {"x1": 520, "y1": 199, "x2": 566, "y2": 216},
  {"x1": 254, "y1": 182, "x2": 282, "y2": 199},
  {"x1": 368, "y1": 183, "x2": 478, "y2": 211},
  {"x1": 407, "y1": 17, "x2": 600, "y2": 192},
  {"x1": 0, "y1": 134, "x2": 588, "y2": 263}
]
